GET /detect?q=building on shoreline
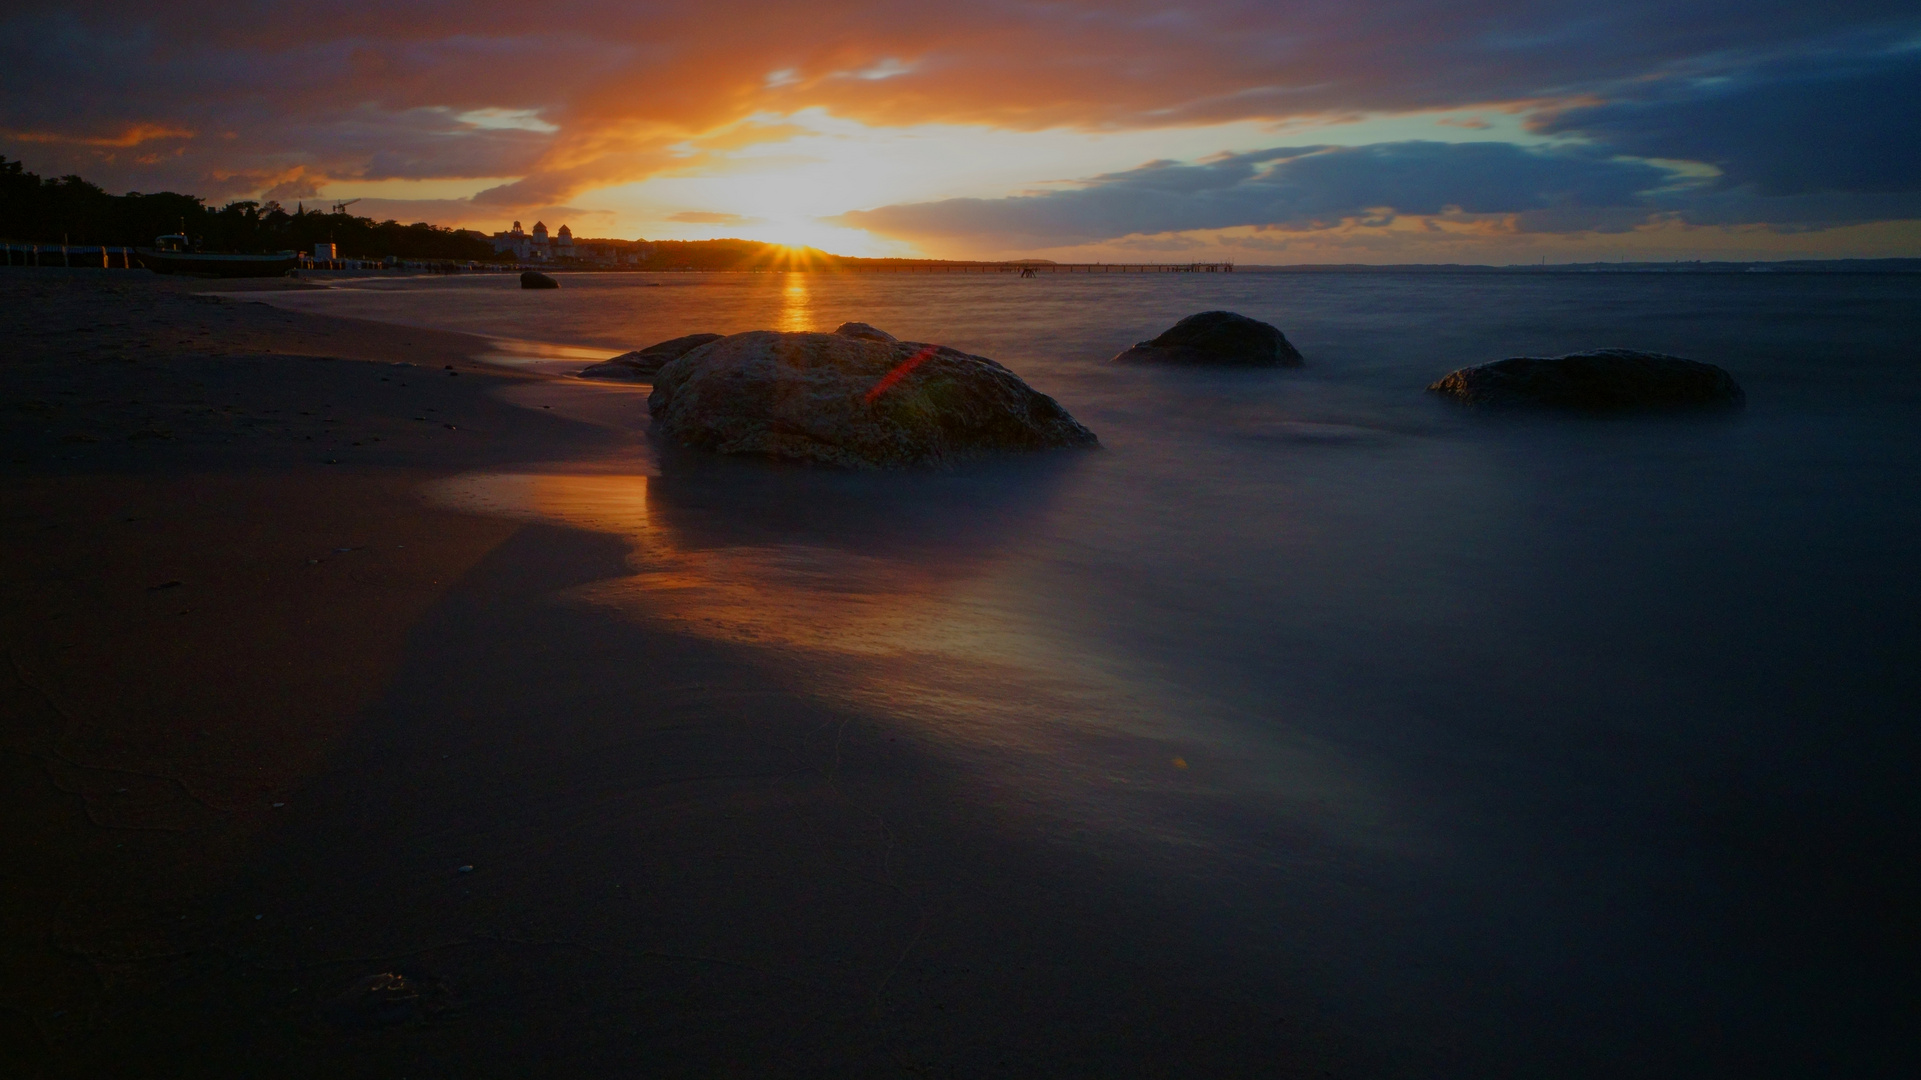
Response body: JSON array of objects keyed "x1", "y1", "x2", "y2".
[
  {"x1": 490, "y1": 220, "x2": 573, "y2": 261},
  {"x1": 489, "y1": 221, "x2": 648, "y2": 266}
]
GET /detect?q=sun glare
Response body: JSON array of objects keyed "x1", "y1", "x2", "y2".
[{"x1": 777, "y1": 269, "x2": 813, "y2": 331}]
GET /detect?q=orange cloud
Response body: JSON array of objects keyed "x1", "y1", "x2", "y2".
[{"x1": 5, "y1": 123, "x2": 195, "y2": 148}]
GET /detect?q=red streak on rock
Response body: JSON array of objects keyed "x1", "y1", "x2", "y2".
[{"x1": 863, "y1": 345, "x2": 938, "y2": 405}]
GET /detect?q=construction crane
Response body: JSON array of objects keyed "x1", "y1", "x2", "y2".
[{"x1": 331, "y1": 199, "x2": 361, "y2": 215}]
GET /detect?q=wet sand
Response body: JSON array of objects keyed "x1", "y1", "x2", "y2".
[{"x1": 0, "y1": 270, "x2": 1353, "y2": 1076}]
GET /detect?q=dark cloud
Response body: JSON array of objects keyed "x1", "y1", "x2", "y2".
[
  {"x1": 1541, "y1": 42, "x2": 1921, "y2": 197},
  {"x1": 843, "y1": 142, "x2": 1680, "y2": 243}
]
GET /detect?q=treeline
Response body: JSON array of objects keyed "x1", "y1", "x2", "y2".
[{"x1": 0, "y1": 156, "x2": 498, "y2": 261}]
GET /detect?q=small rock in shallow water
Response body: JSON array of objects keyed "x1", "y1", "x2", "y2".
[
  {"x1": 832, "y1": 322, "x2": 896, "y2": 342},
  {"x1": 1427, "y1": 349, "x2": 1745, "y2": 410},
  {"x1": 648, "y1": 330, "x2": 1098, "y2": 468},
  {"x1": 1112, "y1": 310, "x2": 1303, "y2": 367},
  {"x1": 578, "y1": 333, "x2": 724, "y2": 380},
  {"x1": 519, "y1": 271, "x2": 559, "y2": 290}
]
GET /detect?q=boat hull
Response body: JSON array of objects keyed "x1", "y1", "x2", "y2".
[{"x1": 135, "y1": 249, "x2": 299, "y2": 278}]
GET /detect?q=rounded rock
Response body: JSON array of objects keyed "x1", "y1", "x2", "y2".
[
  {"x1": 833, "y1": 322, "x2": 897, "y2": 342},
  {"x1": 1112, "y1": 310, "x2": 1303, "y2": 367},
  {"x1": 648, "y1": 330, "x2": 1099, "y2": 468},
  {"x1": 1427, "y1": 349, "x2": 1745, "y2": 410},
  {"x1": 578, "y1": 333, "x2": 724, "y2": 380}
]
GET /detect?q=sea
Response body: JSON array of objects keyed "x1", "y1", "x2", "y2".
[{"x1": 256, "y1": 269, "x2": 1921, "y2": 1074}]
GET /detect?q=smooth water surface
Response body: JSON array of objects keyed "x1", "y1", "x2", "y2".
[{"x1": 263, "y1": 271, "x2": 1921, "y2": 1074}]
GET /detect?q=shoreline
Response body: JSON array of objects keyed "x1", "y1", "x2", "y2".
[
  {"x1": 1, "y1": 268, "x2": 630, "y2": 475},
  {"x1": 0, "y1": 268, "x2": 1357, "y2": 1076},
  {"x1": 10, "y1": 266, "x2": 1914, "y2": 1075}
]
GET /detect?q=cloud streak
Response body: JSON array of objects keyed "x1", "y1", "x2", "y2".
[
  {"x1": 1539, "y1": 42, "x2": 1921, "y2": 198},
  {"x1": 843, "y1": 142, "x2": 1684, "y2": 243}
]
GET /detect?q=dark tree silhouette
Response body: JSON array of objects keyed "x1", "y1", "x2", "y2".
[{"x1": 0, "y1": 156, "x2": 499, "y2": 261}]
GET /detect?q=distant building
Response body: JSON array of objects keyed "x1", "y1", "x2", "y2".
[
  {"x1": 489, "y1": 219, "x2": 578, "y2": 262},
  {"x1": 491, "y1": 221, "x2": 532, "y2": 260},
  {"x1": 490, "y1": 222, "x2": 649, "y2": 266}
]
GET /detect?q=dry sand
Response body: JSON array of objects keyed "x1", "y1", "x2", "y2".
[{"x1": 0, "y1": 268, "x2": 1350, "y2": 1077}]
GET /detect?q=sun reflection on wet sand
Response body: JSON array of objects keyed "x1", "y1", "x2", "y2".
[
  {"x1": 432, "y1": 472, "x2": 1027, "y2": 665},
  {"x1": 473, "y1": 336, "x2": 617, "y2": 375},
  {"x1": 428, "y1": 468, "x2": 1395, "y2": 852},
  {"x1": 777, "y1": 272, "x2": 813, "y2": 332}
]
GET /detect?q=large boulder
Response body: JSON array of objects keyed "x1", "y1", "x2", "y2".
[
  {"x1": 1428, "y1": 349, "x2": 1745, "y2": 410},
  {"x1": 578, "y1": 333, "x2": 724, "y2": 380},
  {"x1": 1112, "y1": 310, "x2": 1303, "y2": 366},
  {"x1": 648, "y1": 330, "x2": 1098, "y2": 468},
  {"x1": 520, "y1": 271, "x2": 559, "y2": 289}
]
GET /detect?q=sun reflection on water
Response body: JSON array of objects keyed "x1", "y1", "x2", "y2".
[
  {"x1": 777, "y1": 272, "x2": 813, "y2": 332},
  {"x1": 429, "y1": 472, "x2": 1005, "y2": 661}
]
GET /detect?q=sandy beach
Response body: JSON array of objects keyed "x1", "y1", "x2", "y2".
[{"x1": 0, "y1": 269, "x2": 1351, "y2": 1076}]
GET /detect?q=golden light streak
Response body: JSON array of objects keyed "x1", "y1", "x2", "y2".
[{"x1": 777, "y1": 261, "x2": 814, "y2": 331}]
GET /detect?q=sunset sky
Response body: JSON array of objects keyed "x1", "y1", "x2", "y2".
[{"x1": 4, "y1": 1, "x2": 1918, "y2": 262}]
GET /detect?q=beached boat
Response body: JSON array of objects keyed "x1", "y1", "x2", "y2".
[{"x1": 135, "y1": 234, "x2": 298, "y2": 278}]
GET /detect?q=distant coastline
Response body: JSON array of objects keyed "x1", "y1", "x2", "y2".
[{"x1": 1228, "y1": 258, "x2": 1921, "y2": 274}]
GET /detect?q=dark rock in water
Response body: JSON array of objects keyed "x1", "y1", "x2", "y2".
[
  {"x1": 648, "y1": 330, "x2": 1099, "y2": 468},
  {"x1": 833, "y1": 321, "x2": 896, "y2": 342},
  {"x1": 1112, "y1": 310, "x2": 1303, "y2": 366},
  {"x1": 520, "y1": 271, "x2": 559, "y2": 290},
  {"x1": 1428, "y1": 349, "x2": 1745, "y2": 410},
  {"x1": 578, "y1": 332, "x2": 724, "y2": 380}
]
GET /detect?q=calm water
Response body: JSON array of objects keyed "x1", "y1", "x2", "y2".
[{"x1": 262, "y1": 271, "x2": 1921, "y2": 1073}]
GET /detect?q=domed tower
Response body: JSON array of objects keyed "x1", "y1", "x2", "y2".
[
  {"x1": 511, "y1": 220, "x2": 524, "y2": 236},
  {"x1": 532, "y1": 221, "x2": 548, "y2": 241},
  {"x1": 557, "y1": 224, "x2": 574, "y2": 256}
]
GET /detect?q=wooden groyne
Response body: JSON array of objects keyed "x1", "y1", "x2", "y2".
[{"x1": 2, "y1": 243, "x2": 138, "y2": 269}]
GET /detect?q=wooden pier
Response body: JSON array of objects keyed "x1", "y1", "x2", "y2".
[{"x1": 843, "y1": 261, "x2": 1233, "y2": 274}]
